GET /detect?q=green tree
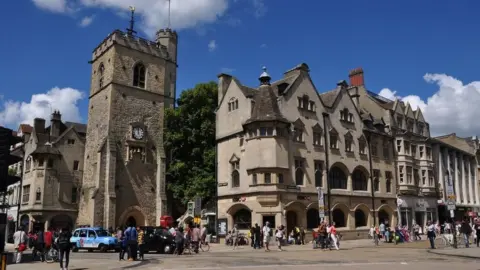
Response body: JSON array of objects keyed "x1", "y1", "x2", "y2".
[
  {"x1": 8, "y1": 168, "x2": 16, "y2": 176},
  {"x1": 165, "y1": 81, "x2": 217, "y2": 207}
]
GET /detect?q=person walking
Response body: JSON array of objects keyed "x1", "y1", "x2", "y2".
[
  {"x1": 57, "y1": 227, "x2": 72, "y2": 270},
  {"x1": 460, "y1": 219, "x2": 472, "y2": 248},
  {"x1": 329, "y1": 222, "x2": 339, "y2": 250},
  {"x1": 254, "y1": 223, "x2": 261, "y2": 249},
  {"x1": 231, "y1": 224, "x2": 239, "y2": 250},
  {"x1": 275, "y1": 225, "x2": 285, "y2": 251},
  {"x1": 137, "y1": 227, "x2": 145, "y2": 260},
  {"x1": 192, "y1": 224, "x2": 201, "y2": 253},
  {"x1": 426, "y1": 221, "x2": 436, "y2": 249},
  {"x1": 13, "y1": 227, "x2": 27, "y2": 264},
  {"x1": 119, "y1": 231, "x2": 127, "y2": 261},
  {"x1": 35, "y1": 228, "x2": 46, "y2": 262},
  {"x1": 124, "y1": 224, "x2": 138, "y2": 261},
  {"x1": 174, "y1": 227, "x2": 184, "y2": 255},
  {"x1": 262, "y1": 222, "x2": 271, "y2": 252}
]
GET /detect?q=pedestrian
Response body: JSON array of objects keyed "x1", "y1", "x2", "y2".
[
  {"x1": 460, "y1": 219, "x2": 472, "y2": 248},
  {"x1": 13, "y1": 227, "x2": 27, "y2": 264},
  {"x1": 299, "y1": 227, "x2": 305, "y2": 245},
  {"x1": 137, "y1": 227, "x2": 145, "y2": 260},
  {"x1": 192, "y1": 224, "x2": 201, "y2": 253},
  {"x1": 426, "y1": 221, "x2": 436, "y2": 249},
  {"x1": 174, "y1": 227, "x2": 184, "y2": 255},
  {"x1": 275, "y1": 225, "x2": 284, "y2": 251},
  {"x1": 249, "y1": 226, "x2": 254, "y2": 248},
  {"x1": 35, "y1": 228, "x2": 46, "y2": 262},
  {"x1": 124, "y1": 223, "x2": 138, "y2": 261},
  {"x1": 119, "y1": 230, "x2": 127, "y2": 261},
  {"x1": 45, "y1": 227, "x2": 53, "y2": 251},
  {"x1": 329, "y1": 222, "x2": 339, "y2": 250},
  {"x1": 231, "y1": 224, "x2": 239, "y2": 250},
  {"x1": 254, "y1": 223, "x2": 261, "y2": 249},
  {"x1": 317, "y1": 222, "x2": 327, "y2": 250},
  {"x1": 57, "y1": 227, "x2": 72, "y2": 270},
  {"x1": 262, "y1": 222, "x2": 271, "y2": 252}
]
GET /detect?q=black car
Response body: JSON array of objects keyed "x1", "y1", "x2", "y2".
[{"x1": 140, "y1": 226, "x2": 175, "y2": 254}]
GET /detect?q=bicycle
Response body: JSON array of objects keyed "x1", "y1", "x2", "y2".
[
  {"x1": 45, "y1": 246, "x2": 59, "y2": 263},
  {"x1": 199, "y1": 240, "x2": 210, "y2": 252}
]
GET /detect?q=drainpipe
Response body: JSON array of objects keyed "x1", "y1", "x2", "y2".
[
  {"x1": 366, "y1": 132, "x2": 376, "y2": 227},
  {"x1": 322, "y1": 112, "x2": 332, "y2": 223},
  {"x1": 214, "y1": 143, "x2": 218, "y2": 243},
  {"x1": 16, "y1": 139, "x2": 25, "y2": 230}
]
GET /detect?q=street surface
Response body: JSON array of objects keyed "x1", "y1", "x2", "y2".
[{"x1": 6, "y1": 240, "x2": 480, "y2": 270}]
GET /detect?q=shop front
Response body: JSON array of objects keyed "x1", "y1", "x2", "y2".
[{"x1": 397, "y1": 196, "x2": 438, "y2": 233}]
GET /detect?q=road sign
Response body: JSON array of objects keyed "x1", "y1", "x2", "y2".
[
  {"x1": 444, "y1": 174, "x2": 456, "y2": 210},
  {"x1": 187, "y1": 201, "x2": 195, "y2": 217}
]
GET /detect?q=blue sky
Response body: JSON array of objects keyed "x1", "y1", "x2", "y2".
[{"x1": 1, "y1": 0, "x2": 480, "y2": 136}]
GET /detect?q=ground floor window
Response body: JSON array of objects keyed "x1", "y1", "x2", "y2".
[
  {"x1": 233, "y1": 209, "x2": 252, "y2": 229},
  {"x1": 400, "y1": 207, "x2": 410, "y2": 228}
]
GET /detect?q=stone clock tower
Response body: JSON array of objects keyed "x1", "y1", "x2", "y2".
[{"x1": 77, "y1": 19, "x2": 178, "y2": 228}]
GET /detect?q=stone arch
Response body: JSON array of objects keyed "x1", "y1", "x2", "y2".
[
  {"x1": 50, "y1": 214, "x2": 74, "y2": 230},
  {"x1": 227, "y1": 203, "x2": 252, "y2": 230},
  {"x1": 352, "y1": 165, "x2": 369, "y2": 191},
  {"x1": 118, "y1": 205, "x2": 147, "y2": 227},
  {"x1": 353, "y1": 204, "x2": 371, "y2": 228},
  {"x1": 331, "y1": 203, "x2": 349, "y2": 228},
  {"x1": 284, "y1": 201, "x2": 306, "y2": 233},
  {"x1": 377, "y1": 204, "x2": 394, "y2": 226},
  {"x1": 329, "y1": 162, "x2": 349, "y2": 189}
]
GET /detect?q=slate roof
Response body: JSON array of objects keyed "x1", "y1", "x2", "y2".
[
  {"x1": 245, "y1": 84, "x2": 289, "y2": 125},
  {"x1": 31, "y1": 144, "x2": 61, "y2": 156},
  {"x1": 319, "y1": 88, "x2": 340, "y2": 107}
]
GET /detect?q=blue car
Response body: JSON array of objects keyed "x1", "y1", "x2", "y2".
[{"x1": 70, "y1": 227, "x2": 118, "y2": 252}]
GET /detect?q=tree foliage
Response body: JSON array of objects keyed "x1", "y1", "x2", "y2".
[
  {"x1": 8, "y1": 168, "x2": 16, "y2": 176},
  {"x1": 165, "y1": 81, "x2": 217, "y2": 206}
]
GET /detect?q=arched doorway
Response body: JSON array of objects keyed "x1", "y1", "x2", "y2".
[
  {"x1": 378, "y1": 209, "x2": 390, "y2": 226},
  {"x1": 233, "y1": 208, "x2": 252, "y2": 229},
  {"x1": 354, "y1": 209, "x2": 367, "y2": 227},
  {"x1": 126, "y1": 216, "x2": 137, "y2": 227},
  {"x1": 306, "y1": 208, "x2": 319, "y2": 229},
  {"x1": 286, "y1": 211, "x2": 297, "y2": 233},
  {"x1": 50, "y1": 215, "x2": 73, "y2": 230},
  {"x1": 118, "y1": 206, "x2": 147, "y2": 227}
]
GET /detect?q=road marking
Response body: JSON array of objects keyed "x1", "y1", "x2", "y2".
[{"x1": 163, "y1": 261, "x2": 409, "y2": 270}]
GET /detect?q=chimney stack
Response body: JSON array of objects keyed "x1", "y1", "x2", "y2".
[
  {"x1": 349, "y1": 67, "x2": 364, "y2": 87},
  {"x1": 50, "y1": 110, "x2": 62, "y2": 137},
  {"x1": 33, "y1": 118, "x2": 46, "y2": 134}
]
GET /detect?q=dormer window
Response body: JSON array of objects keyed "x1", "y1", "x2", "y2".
[
  {"x1": 293, "y1": 127, "x2": 304, "y2": 142},
  {"x1": 396, "y1": 115, "x2": 403, "y2": 129},
  {"x1": 297, "y1": 95, "x2": 315, "y2": 112},
  {"x1": 340, "y1": 108, "x2": 354, "y2": 123},
  {"x1": 370, "y1": 139, "x2": 378, "y2": 157},
  {"x1": 259, "y1": 127, "x2": 274, "y2": 136},
  {"x1": 329, "y1": 129, "x2": 338, "y2": 149},
  {"x1": 407, "y1": 119, "x2": 414, "y2": 132},
  {"x1": 359, "y1": 137, "x2": 367, "y2": 155},
  {"x1": 345, "y1": 132, "x2": 353, "y2": 153},
  {"x1": 228, "y1": 98, "x2": 239, "y2": 112},
  {"x1": 418, "y1": 123, "x2": 424, "y2": 135},
  {"x1": 312, "y1": 124, "x2": 323, "y2": 147}
]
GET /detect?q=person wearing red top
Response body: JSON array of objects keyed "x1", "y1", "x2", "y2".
[{"x1": 45, "y1": 229, "x2": 53, "y2": 249}]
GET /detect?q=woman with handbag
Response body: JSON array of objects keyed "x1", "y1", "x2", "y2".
[{"x1": 13, "y1": 227, "x2": 28, "y2": 264}]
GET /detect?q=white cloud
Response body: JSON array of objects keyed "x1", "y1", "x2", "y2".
[
  {"x1": 208, "y1": 40, "x2": 217, "y2": 52},
  {"x1": 79, "y1": 15, "x2": 94, "y2": 27},
  {"x1": 32, "y1": 0, "x2": 69, "y2": 13},
  {"x1": 378, "y1": 74, "x2": 480, "y2": 136},
  {"x1": 252, "y1": 0, "x2": 267, "y2": 18},
  {"x1": 33, "y1": 0, "x2": 230, "y2": 36},
  {"x1": 0, "y1": 87, "x2": 85, "y2": 128}
]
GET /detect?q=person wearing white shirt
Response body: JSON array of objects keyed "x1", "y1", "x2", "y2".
[
  {"x1": 262, "y1": 222, "x2": 271, "y2": 251},
  {"x1": 13, "y1": 227, "x2": 27, "y2": 264},
  {"x1": 426, "y1": 221, "x2": 436, "y2": 249}
]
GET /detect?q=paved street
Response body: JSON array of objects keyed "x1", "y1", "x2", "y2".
[{"x1": 6, "y1": 240, "x2": 480, "y2": 270}]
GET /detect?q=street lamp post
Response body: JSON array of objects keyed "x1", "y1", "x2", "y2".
[{"x1": 322, "y1": 112, "x2": 332, "y2": 223}]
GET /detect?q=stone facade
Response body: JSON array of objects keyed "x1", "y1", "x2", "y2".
[
  {"x1": 353, "y1": 69, "x2": 438, "y2": 231},
  {"x1": 433, "y1": 134, "x2": 480, "y2": 221},
  {"x1": 216, "y1": 64, "x2": 397, "y2": 239},
  {"x1": 19, "y1": 112, "x2": 86, "y2": 231},
  {"x1": 77, "y1": 28, "x2": 177, "y2": 228}
]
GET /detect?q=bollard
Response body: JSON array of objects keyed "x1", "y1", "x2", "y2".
[{"x1": 1, "y1": 253, "x2": 7, "y2": 270}]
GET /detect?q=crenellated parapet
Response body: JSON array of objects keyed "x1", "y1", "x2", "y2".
[{"x1": 91, "y1": 29, "x2": 173, "y2": 63}]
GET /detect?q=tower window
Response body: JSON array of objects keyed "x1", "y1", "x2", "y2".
[
  {"x1": 133, "y1": 63, "x2": 146, "y2": 88},
  {"x1": 98, "y1": 63, "x2": 105, "y2": 89}
]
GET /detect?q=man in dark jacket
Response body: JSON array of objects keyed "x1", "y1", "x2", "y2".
[
  {"x1": 35, "y1": 228, "x2": 45, "y2": 262},
  {"x1": 254, "y1": 224, "x2": 261, "y2": 249},
  {"x1": 460, "y1": 220, "x2": 472, "y2": 248}
]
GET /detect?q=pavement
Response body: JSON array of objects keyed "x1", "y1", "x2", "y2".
[
  {"x1": 428, "y1": 246, "x2": 480, "y2": 259},
  {"x1": 5, "y1": 239, "x2": 480, "y2": 270}
]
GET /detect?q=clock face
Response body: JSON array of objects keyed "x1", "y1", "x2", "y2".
[{"x1": 132, "y1": 127, "x2": 144, "y2": 140}]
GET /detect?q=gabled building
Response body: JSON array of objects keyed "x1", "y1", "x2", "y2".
[
  {"x1": 19, "y1": 111, "x2": 86, "y2": 231},
  {"x1": 216, "y1": 64, "x2": 397, "y2": 239},
  {"x1": 351, "y1": 68, "x2": 437, "y2": 230}
]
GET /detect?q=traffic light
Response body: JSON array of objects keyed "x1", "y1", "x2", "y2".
[{"x1": 0, "y1": 127, "x2": 22, "y2": 193}]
